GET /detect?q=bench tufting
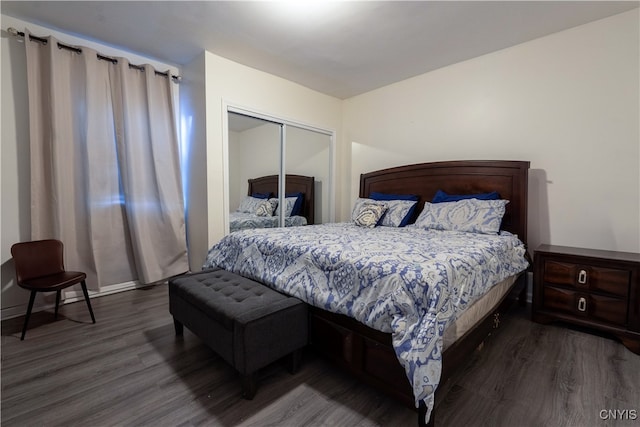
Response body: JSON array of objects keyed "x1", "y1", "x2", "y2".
[{"x1": 168, "y1": 268, "x2": 308, "y2": 399}]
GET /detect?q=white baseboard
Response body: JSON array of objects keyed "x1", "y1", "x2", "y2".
[{"x1": 1, "y1": 280, "x2": 141, "y2": 321}]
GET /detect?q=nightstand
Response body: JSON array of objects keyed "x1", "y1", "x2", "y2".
[{"x1": 532, "y1": 244, "x2": 640, "y2": 354}]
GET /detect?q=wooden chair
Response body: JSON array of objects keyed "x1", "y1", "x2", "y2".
[{"x1": 10, "y1": 239, "x2": 96, "y2": 340}]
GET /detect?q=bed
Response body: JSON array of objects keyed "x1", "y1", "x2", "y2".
[
  {"x1": 207, "y1": 160, "x2": 530, "y2": 426},
  {"x1": 229, "y1": 174, "x2": 315, "y2": 232}
]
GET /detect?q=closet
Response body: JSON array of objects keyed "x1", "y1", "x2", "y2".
[{"x1": 226, "y1": 108, "x2": 333, "y2": 233}]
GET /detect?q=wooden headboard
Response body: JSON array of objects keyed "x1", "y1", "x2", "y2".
[
  {"x1": 248, "y1": 174, "x2": 315, "y2": 225},
  {"x1": 360, "y1": 160, "x2": 529, "y2": 245}
]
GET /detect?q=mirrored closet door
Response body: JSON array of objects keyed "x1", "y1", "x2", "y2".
[{"x1": 226, "y1": 109, "x2": 333, "y2": 234}]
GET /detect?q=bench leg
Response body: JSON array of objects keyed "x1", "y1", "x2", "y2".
[
  {"x1": 287, "y1": 348, "x2": 303, "y2": 374},
  {"x1": 173, "y1": 318, "x2": 184, "y2": 336},
  {"x1": 241, "y1": 373, "x2": 257, "y2": 400}
]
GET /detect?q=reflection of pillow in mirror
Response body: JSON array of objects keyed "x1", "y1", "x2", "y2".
[
  {"x1": 255, "y1": 199, "x2": 277, "y2": 216},
  {"x1": 275, "y1": 197, "x2": 298, "y2": 217},
  {"x1": 251, "y1": 192, "x2": 271, "y2": 199},
  {"x1": 237, "y1": 196, "x2": 265, "y2": 213},
  {"x1": 353, "y1": 201, "x2": 388, "y2": 228},
  {"x1": 286, "y1": 192, "x2": 304, "y2": 216},
  {"x1": 413, "y1": 199, "x2": 508, "y2": 234}
]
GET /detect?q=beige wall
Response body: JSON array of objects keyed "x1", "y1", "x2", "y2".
[
  {"x1": 179, "y1": 51, "x2": 208, "y2": 272},
  {"x1": 343, "y1": 10, "x2": 639, "y2": 253},
  {"x1": 232, "y1": 123, "x2": 281, "y2": 209},
  {"x1": 182, "y1": 52, "x2": 342, "y2": 270}
]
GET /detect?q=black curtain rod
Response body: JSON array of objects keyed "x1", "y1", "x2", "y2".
[{"x1": 11, "y1": 29, "x2": 181, "y2": 82}]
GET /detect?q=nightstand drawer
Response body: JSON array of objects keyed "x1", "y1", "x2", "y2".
[
  {"x1": 542, "y1": 286, "x2": 627, "y2": 326},
  {"x1": 543, "y1": 260, "x2": 630, "y2": 297},
  {"x1": 589, "y1": 293, "x2": 628, "y2": 326},
  {"x1": 541, "y1": 286, "x2": 579, "y2": 315}
]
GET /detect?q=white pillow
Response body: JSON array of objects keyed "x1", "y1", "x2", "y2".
[
  {"x1": 255, "y1": 199, "x2": 277, "y2": 217},
  {"x1": 413, "y1": 199, "x2": 508, "y2": 235},
  {"x1": 237, "y1": 196, "x2": 265, "y2": 214}
]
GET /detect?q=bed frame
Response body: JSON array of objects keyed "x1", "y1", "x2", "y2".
[
  {"x1": 247, "y1": 174, "x2": 315, "y2": 225},
  {"x1": 308, "y1": 160, "x2": 530, "y2": 426}
]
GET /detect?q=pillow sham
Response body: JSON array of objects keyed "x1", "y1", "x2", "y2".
[
  {"x1": 379, "y1": 200, "x2": 418, "y2": 227},
  {"x1": 351, "y1": 198, "x2": 385, "y2": 221},
  {"x1": 352, "y1": 201, "x2": 388, "y2": 228},
  {"x1": 255, "y1": 198, "x2": 278, "y2": 217},
  {"x1": 369, "y1": 192, "x2": 419, "y2": 227},
  {"x1": 431, "y1": 189, "x2": 500, "y2": 203},
  {"x1": 275, "y1": 196, "x2": 299, "y2": 217},
  {"x1": 286, "y1": 192, "x2": 305, "y2": 216},
  {"x1": 413, "y1": 198, "x2": 508, "y2": 235},
  {"x1": 237, "y1": 196, "x2": 266, "y2": 214}
]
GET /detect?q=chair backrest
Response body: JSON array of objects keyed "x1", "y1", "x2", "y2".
[{"x1": 11, "y1": 239, "x2": 65, "y2": 284}]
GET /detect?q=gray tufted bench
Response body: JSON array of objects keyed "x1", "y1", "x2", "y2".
[{"x1": 168, "y1": 268, "x2": 308, "y2": 399}]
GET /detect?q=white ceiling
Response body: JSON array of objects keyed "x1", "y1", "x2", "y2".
[{"x1": 2, "y1": 1, "x2": 638, "y2": 99}]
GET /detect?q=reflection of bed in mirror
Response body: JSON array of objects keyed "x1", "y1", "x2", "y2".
[{"x1": 229, "y1": 174, "x2": 315, "y2": 232}]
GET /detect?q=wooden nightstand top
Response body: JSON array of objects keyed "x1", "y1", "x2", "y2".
[{"x1": 535, "y1": 244, "x2": 640, "y2": 264}]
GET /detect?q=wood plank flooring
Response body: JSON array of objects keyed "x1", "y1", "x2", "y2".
[{"x1": 2, "y1": 284, "x2": 638, "y2": 427}]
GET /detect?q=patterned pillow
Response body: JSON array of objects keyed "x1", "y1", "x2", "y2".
[
  {"x1": 378, "y1": 199, "x2": 418, "y2": 227},
  {"x1": 275, "y1": 197, "x2": 299, "y2": 217},
  {"x1": 237, "y1": 196, "x2": 265, "y2": 214},
  {"x1": 351, "y1": 199, "x2": 388, "y2": 228},
  {"x1": 255, "y1": 198, "x2": 278, "y2": 217},
  {"x1": 369, "y1": 192, "x2": 419, "y2": 227},
  {"x1": 413, "y1": 199, "x2": 508, "y2": 235}
]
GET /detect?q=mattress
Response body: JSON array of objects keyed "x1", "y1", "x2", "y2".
[{"x1": 443, "y1": 274, "x2": 516, "y2": 349}]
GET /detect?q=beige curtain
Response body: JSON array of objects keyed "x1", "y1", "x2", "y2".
[
  {"x1": 111, "y1": 59, "x2": 189, "y2": 283},
  {"x1": 24, "y1": 31, "x2": 188, "y2": 290}
]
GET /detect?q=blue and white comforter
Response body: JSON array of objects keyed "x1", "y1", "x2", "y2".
[
  {"x1": 229, "y1": 212, "x2": 307, "y2": 232},
  {"x1": 203, "y1": 223, "x2": 528, "y2": 420}
]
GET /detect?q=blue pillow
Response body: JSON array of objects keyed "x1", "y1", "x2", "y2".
[
  {"x1": 431, "y1": 189, "x2": 500, "y2": 203},
  {"x1": 370, "y1": 191, "x2": 419, "y2": 201},
  {"x1": 369, "y1": 192, "x2": 419, "y2": 226},
  {"x1": 251, "y1": 192, "x2": 271, "y2": 199},
  {"x1": 286, "y1": 192, "x2": 304, "y2": 216}
]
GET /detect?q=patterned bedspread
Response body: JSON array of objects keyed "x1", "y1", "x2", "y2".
[
  {"x1": 229, "y1": 212, "x2": 307, "y2": 232},
  {"x1": 203, "y1": 223, "x2": 529, "y2": 420}
]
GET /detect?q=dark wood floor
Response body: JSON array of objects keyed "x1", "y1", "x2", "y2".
[{"x1": 2, "y1": 284, "x2": 638, "y2": 427}]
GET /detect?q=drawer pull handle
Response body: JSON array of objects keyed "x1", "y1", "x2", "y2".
[
  {"x1": 577, "y1": 297, "x2": 587, "y2": 312},
  {"x1": 577, "y1": 269, "x2": 587, "y2": 284}
]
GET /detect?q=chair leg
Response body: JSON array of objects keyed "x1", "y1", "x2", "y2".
[
  {"x1": 54, "y1": 290, "x2": 61, "y2": 320},
  {"x1": 80, "y1": 281, "x2": 96, "y2": 324},
  {"x1": 21, "y1": 291, "x2": 37, "y2": 341}
]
